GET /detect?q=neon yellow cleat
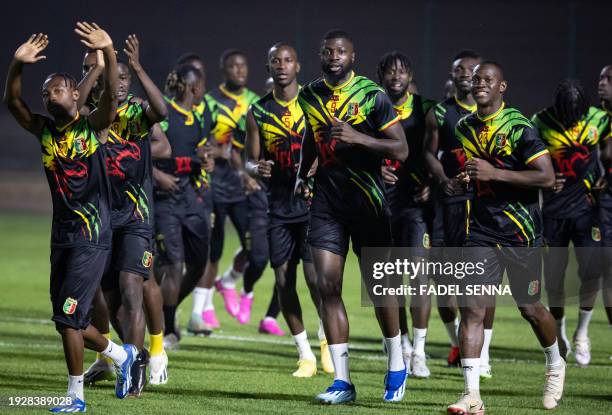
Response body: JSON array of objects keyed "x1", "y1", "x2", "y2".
[
  {"x1": 293, "y1": 359, "x2": 317, "y2": 378},
  {"x1": 320, "y1": 340, "x2": 334, "y2": 374}
]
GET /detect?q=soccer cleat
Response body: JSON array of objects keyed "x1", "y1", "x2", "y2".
[
  {"x1": 573, "y1": 336, "x2": 591, "y2": 367},
  {"x1": 83, "y1": 358, "x2": 115, "y2": 385},
  {"x1": 187, "y1": 312, "x2": 213, "y2": 336},
  {"x1": 320, "y1": 340, "x2": 334, "y2": 374},
  {"x1": 258, "y1": 318, "x2": 285, "y2": 336},
  {"x1": 163, "y1": 333, "x2": 180, "y2": 351},
  {"x1": 114, "y1": 344, "x2": 137, "y2": 399},
  {"x1": 293, "y1": 359, "x2": 317, "y2": 377},
  {"x1": 479, "y1": 364, "x2": 492, "y2": 380},
  {"x1": 149, "y1": 350, "x2": 169, "y2": 385},
  {"x1": 215, "y1": 279, "x2": 239, "y2": 317},
  {"x1": 128, "y1": 349, "x2": 149, "y2": 398},
  {"x1": 314, "y1": 379, "x2": 356, "y2": 404},
  {"x1": 49, "y1": 395, "x2": 86, "y2": 413},
  {"x1": 543, "y1": 360, "x2": 565, "y2": 410},
  {"x1": 202, "y1": 309, "x2": 220, "y2": 329},
  {"x1": 410, "y1": 352, "x2": 430, "y2": 379},
  {"x1": 383, "y1": 366, "x2": 407, "y2": 402},
  {"x1": 447, "y1": 346, "x2": 461, "y2": 367},
  {"x1": 236, "y1": 293, "x2": 253, "y2": 324},
  {"x1": 447, "y1": 392, "x2": 485, "y2": 415}
]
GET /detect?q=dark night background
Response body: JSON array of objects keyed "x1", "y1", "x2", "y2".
[{"x1": 0, "y1": 0, "x2": 610, "y2": 184}]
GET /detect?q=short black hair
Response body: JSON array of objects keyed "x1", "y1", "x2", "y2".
[
  {"x1": 176, "y1": 52, "x2": 203, "y2": 66},
  {"x1": 117, "y1": 59, "x2": 129, "y2": 69},
  {"x1": 164, "y1": 64, "x2": 202, "y2": 97},
  {"x1": 453, "y1": 50, "x2": 481, "y2": 62},
  {"x1": 377, "y1": 51, "x2": 412, "y2": 84},
  {"x1": 268, "y1": 42, "x2": 296, "y2": 60},
  {"x1": 322, "y1": 29, "x2": 353, "y2": 45},
  {"x1": 477, "y1": 60, "x2": 505, "y2": 79},
  {"x1": 219, "y1": 49, "x2": 246, "y2": 69},
  {"x1": 553, "y1": 78, "x2": 589, "y2": 129},
  {"x1": 43, "y1": 73, "x2": 77, "y2": 90}
]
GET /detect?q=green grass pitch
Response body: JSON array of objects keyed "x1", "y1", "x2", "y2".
[{"x1": 0, "y1": 213, "x2": 610, "y2": 414}]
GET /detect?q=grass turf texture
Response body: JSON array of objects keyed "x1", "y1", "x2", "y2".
[{"x1": 0, "y1": 213, "x2": 610, "y2": 414}]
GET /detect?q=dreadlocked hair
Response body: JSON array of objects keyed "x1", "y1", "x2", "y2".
[
  {"x1": 44, "y1": 73, "x2": 77, "y2": 90},
  {"x1": 164, "y1": 64, "x2": 202, "y2": 97},
  {"x1": 377, "y1": 51, "x2": 412, "y2": 84},
  {"x1": 553, "y1": 78, "x2": 589, "y2": 129}
]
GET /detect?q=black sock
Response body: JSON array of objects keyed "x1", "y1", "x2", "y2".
[
  {"x1": 163, "y1": 305, "x2": 177, "y2": 335},
  {"x1": 265, "y1": 285, "x2": 280, "y2": 319}
]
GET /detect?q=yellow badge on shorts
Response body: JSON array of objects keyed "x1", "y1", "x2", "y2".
[
  {"x1": 592, "y1": 227, "x2": 601, "y2": 242},
  {"x1": 528, "y1": 280, "x2": 540, "y2": 296},
  {"x1": 422, "y1": 233, "x2": 431, "y2": 249},
  {"x1": 63, "y1": 297, "x2": 78, "y2": 315},
  {"x1": 142, "y1": 251, "x2": 153, "y2": 268}
]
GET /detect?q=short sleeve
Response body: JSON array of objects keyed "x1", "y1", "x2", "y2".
[
  {"x1": 519, "y1": 126, "x2": 548, "y2": 164},
  {"x1": 372, "y1": 91, "x2": 400, "y2": 131}
]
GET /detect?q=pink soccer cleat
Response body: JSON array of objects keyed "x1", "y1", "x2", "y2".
[
  {"x1": 236, "y1": 293, "x2": 253, "y2": 324},
  {"x1": 214, "y1": 279, "x2": 239, "y2": 317},
  {"x1": 258, "y1": 317, "x2": 285, "y2": 336},
  {"x1": 202, "y1": 309, "x2": 220, "y2": 329}
]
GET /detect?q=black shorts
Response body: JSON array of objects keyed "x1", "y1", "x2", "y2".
[
  {"x1": 246, "y1": 191, "x2": 269, "y2": 267},
  {"x1": 543, "y1": 212, "x2": 601, "y2": 248},
  {"x1": 154, "y1": 199, "x2": 209, "y2": 267},
  {"x1": 209, "y1": 199, "x2": 249, "y2": 263},
  {"x1": 101, "y1": 229, "x2": 152, "y2": 291},
  {"x1": 462, "y1": 241, "x2": 543, "y2": 306},
  {"x1": 390, "y1": 206, "x2": 432, "y2": 257},
  {"x1": 308, "y1": 211, "x2": 392, "y2": 258},
  {"x1": 430, "y1": 201, "x2": 445, "y2": 248},
  {"x1": 443, "y1": 200, "x2": 469, "y2": 247},
  {"x1": 599, "y1": 199, "x2": 612, "y2": 247},
  {"x1": 50, "y1": 245, "x2": 110, "y2": 330},
  {"x1": 269, "y1": 221, "x2": 312, "y2": 268}
]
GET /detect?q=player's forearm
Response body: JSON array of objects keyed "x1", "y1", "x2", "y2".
[
  {"x1": 3, "y1": 60, "x2": 23, "y2": 106},
  {"x1": 298, "y1": 135, "x2": 316, "y2": 180},
  {"x1": 76, "y1": 65, "x2": 103, "y2": 110},
  {"x1": 353, "y1": 132, "x2": 408, "y2": 161},
  {"x1": 97, "y1": 45, "x2": 119, "y2": 123},
  {"x1": 424, "y1": 150, "x2": 449, "y2": 185},
  {"x1": 133, "y1": 65, "x2": 168, "y2": 122},
  {"x1": 494, "y1": 168, "x2": 555, "y2": 189}
]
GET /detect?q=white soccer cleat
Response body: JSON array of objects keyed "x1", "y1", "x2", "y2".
[
  {"x1": 543, "y1": 360, "x2": 565, "y2": 410},
  {"x1": 163, "y1": 333, "x2": 180, "y2": 351},
  {"x1": 479, "y1": 364, "x2": 492, "y2": 379},
  {"x1": 149, "y1": 350, "x2": 169, "y2": 385},
  {"x1": 83, "y1": 358, "x2": 115, "y2": 385},
  {"x1": 573, "y1": 336, "x2": 591, "y2": 367},
  {"x1": 187, "y1": 312, "x2": 212, "y2": 336},
  {"x1": 410, "y1": 352, "x2": 430, "y2": 379},
  {"x1": 447, "y1": 391, "x2": 485, "y2": 414}
]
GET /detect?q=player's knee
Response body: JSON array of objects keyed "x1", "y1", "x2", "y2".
[
  {"x1": 518, "y1": 303, "x2": 543, "y2": 324},
  {"x1": 317, "y1": 278, "x2": 341, "y2": 300}
]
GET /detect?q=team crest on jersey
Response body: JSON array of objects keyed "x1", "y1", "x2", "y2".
[
  {"x1": 74, "y1": 136, "x2": 88, "y2": 154},
  {"x1": 587, "y1": 126, "x2": 598, "y2": 141},
  {"x1": 142, "y1": 251, "x2": 153, "y2": 268},
  {"x1": 422, "y1": 233, "x2": 431, "y2": 249},
  {"x1": 129, "y1": 122, "x2": 141, "y2": 135},
  {"x1": 495, "y1": 133, "x2": 508, "y2": 148},
  {"x1": 592, "y1": 227, "x2": 601, "y2": 242},
  {"x1": 63, "y1": 297, "x2": 78, "y2": 315},
  {"x1": 527, "y1": 280, "x2": 540, "y2": 296},
  {"x1": 347, "y1": 102, "x2": 359, "y2": 116}
]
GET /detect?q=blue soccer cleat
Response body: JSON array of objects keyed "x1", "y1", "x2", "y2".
[
  {"x1": 314, "y1": 379, "x2": 356, "y2": 404},
  {"x1": 115, "y1": 344, "x2": 137, "y2": 399},
  {"x1": 49, "y1": 396, "x2": 86, "y2": 413},
  {"x1": 383, "y1": 366, "x2": 407, "y2": 402}
]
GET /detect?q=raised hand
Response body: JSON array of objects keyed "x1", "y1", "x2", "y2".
[
  {"x1": 74, "y1": 22, "x2": 113, "y2": 50},
  {"x1": 123, "y1": 34, "x2": 141, "y2": 70},
  {"x1": 14, "y1": 34, "x2": 49, "y2": 64}
]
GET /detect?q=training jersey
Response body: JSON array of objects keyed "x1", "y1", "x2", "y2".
[
  {"x1": 433, "y1": 96, "x2": 477, "y2": 204},
  {"x1": 456, "y1": 103, "x2": 549, "y2": 246},
  {"x1": 207, "y1": 85, "x2": 260, "y2": 203},
  {"x1": 153, "y1": 99, "x2": 205, "y2": 213},
  {"x1": 532, "y1": 106, "x2": 608, "y2": 218},
  {"x1": 384, "y1": 93, "x2": 436, "y2": 212},
  {"x1": 105, "y1": 95, "x2": 152, "y2": 230},
  {"x1": 192, "y1": 96, "x2": 215, "y2": 194},
  {"x1": 600, "y1": 109, "x2": 612, "y2": 204},
  {"x1": 39, "y1": 113, "x2": 111, "y2": 247},
  {"x1": 299, "y1": 71, "x2": 400, "y2": 219},
  {"x1": 251, "y1": 90, "x2": 308, "y2": 223}
]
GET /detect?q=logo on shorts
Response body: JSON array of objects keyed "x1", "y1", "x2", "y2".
[
  {"x1": 347, "y1": 102, "x2": 359, "y2": 116},
  {"x1": 422, "y1": 233, "x2": 431, "y2": 249},
  {"x1": 63, "y1": 297, "x2": 78, "y2": 315},
  {"x1": 73, "y1": 137, "x2": 88, "y2": 154},
  {"x1": 592, "y1": 227, "x2": 601, "y2": 242},
  {"x1": 142, "y1": 251, "x2": 153, "y2": 268},
  {"x1": 528, "y1": 280, "x2": 540, "y2": 296}
]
